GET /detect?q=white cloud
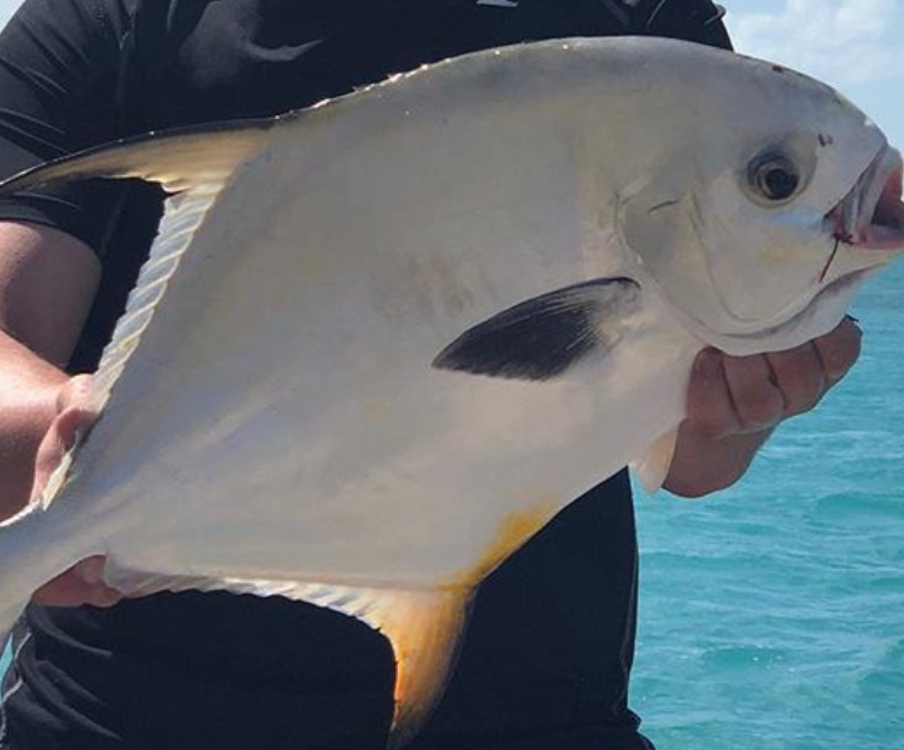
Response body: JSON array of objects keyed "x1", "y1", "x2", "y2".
[
  {"x1": 0, "y1": 0, "x2": 23, "y2": 32},
  {"x1": 729, "y1": 0, "x2": 904, "y2": 87}
]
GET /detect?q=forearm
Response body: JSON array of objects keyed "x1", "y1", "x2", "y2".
[
  {"x1": 0, "y1": 330, "x2": 68, "y2": 517},
  {"x1": 0, "y1": 223, "x2": 99, "y2": 518}
]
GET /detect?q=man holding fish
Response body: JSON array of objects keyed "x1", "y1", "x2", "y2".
[{"x1": 0, "y1": 1, "x2": 877, "y2": 749}]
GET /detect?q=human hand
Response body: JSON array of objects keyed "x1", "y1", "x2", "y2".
[
  {"x1": 29, "y1": 375, "x2": 123, "y2": 608},
  {"x1": 664, "y1": 317, "x2": 862, "y2": 497}
]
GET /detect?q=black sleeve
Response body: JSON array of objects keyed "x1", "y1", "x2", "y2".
[
  {"x1": 632, "y1": 0, "x2": 732, "y2": 50},
  {"x1": 0, "y1": 0, "x2": 135, "y2": 251}
]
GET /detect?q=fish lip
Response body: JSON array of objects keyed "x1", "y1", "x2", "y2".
[{"x1": 826, "y1": 146, "x2": 904, "y2": 251}]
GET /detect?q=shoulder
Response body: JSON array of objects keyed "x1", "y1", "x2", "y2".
[
  {"x1": 0, "y1": 0, "x2": 140, "y2": 108},
  {"x1": 3, "y1": 0, "x2": 138, "y2": 51},
  {"x1": 621, "y1": 0, "x2": 732, "y2": 49}
]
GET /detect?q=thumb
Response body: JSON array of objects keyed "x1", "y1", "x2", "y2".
[
  {"x1": 54, "y1": 374, "x2": 96, "y2": 434},
  {"x1": 28, "y1": 375, "x2": 124, "y2": 609},
  {"x1": 32, "y1": 375, "x2": 97, "y2": 501}
]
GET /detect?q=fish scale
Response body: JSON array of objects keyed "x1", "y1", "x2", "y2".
[{"x1": 0, "y1": 37, "x2": 903, "y2": 748}]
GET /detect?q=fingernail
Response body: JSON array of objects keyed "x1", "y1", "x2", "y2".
[{"x1": 843, "y1": 314, "x2": 863, "y2": 336}]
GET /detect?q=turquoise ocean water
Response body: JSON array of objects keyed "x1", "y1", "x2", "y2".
[
  {"x1": 633, "y1": 262, "x2": 904, "y2": 749},
  {"x1": 2, "y1": 266, "x2": 903, "y2": 747}
]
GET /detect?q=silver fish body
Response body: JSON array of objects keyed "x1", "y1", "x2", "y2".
[{"x1": 1, "y1": 37, "x2": 903, "y2": 747}]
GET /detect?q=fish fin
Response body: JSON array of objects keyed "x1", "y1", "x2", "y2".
[
  {"x1": 88, "y1": 188, "x2": 222, "y2": 412},
  {"x1": 0, "y1": 503, "x2": 98, "y2": 651},
  {"x1": 0, "y1": 505, "x2": 42, "y2": 649},
  {"x1": 21, "y1": 126, "x2": 272, "y2": 510},
  {"x1": 329, "y1": 585, "x2": 473, "y2": 750},
  {"x1": 103, "y1": 564, "x2": 472, "y2": 749},
  {"x1": 0, "y1": 119, "x2": 271, "y2": 196},
  {"x1": 433, "y1": 277, "x2": 642, "y2": 381},
  {"x1": 630, "y1": 427, "x2": 679, "y2": 494}
]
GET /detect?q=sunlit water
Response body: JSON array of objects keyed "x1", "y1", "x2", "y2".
[
  {"x1": 3, "y1": 269, "x2": 903, "y2": 747},
  {"x1": 633, "y1": 263, "x2": 904, "y2": 749}
]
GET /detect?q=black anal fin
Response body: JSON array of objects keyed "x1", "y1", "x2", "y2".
[{"x1": 433, "y1": 278, "x2": 641, "y2": 381}]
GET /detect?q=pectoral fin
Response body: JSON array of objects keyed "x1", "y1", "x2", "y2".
[
  {"x1": 630, "y1": 427, "x2": 679, "y2": 494},
  {"x1": 433, "y1": 278, "x2": 642, "y2": 381}
]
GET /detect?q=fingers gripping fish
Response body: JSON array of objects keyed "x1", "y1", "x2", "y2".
[{"x1": 0, "y1": 38, "x2": 903, "y2": 748}]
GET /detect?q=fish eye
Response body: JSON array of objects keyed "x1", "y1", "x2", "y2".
[{"x1": 748, "y1": 152, "x2": 801, "y2": 203}]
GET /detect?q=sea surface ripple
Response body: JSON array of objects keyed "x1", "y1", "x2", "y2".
[{"x1": 633, "y1": 263, "x2": 904, "y2": 749}]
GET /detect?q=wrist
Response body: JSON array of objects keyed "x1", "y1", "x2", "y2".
[{"x1": 663, "y1": 423, "x2": 774, "y2": 498}]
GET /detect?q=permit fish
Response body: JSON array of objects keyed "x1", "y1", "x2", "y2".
[{"x1": 1, "y1": 37, "x2": 903, "y2": 747}]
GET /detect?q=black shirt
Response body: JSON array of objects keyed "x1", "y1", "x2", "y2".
[{"x1": 0, "y1": 2, "x2": 731, "y2": 748}]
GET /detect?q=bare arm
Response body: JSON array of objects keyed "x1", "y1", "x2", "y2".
[
  {"x1": 0, "y1": 222, "x2": 100, "y2": 517},
  {"x1": 0, "y1": 221, "x2": 120, "y2": 606}
]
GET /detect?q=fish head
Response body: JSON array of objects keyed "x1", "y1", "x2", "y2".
[{"x1": 616, "y1": 48, "x2": 904, "y2": 353}]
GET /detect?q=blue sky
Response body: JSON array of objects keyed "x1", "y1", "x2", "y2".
[
  {"x1": 0, "y1": 0, "x2": 900, "y2": 145},
  {"x1": 728, "y1": 0, "x2": 904, "y2": 148}
]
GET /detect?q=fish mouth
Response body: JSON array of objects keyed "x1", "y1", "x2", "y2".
[{"x1": 826, "y1": 145, "x2": 904, "y2": 251}]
